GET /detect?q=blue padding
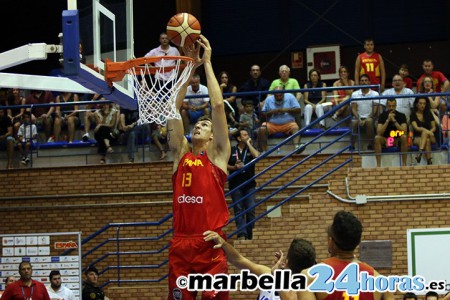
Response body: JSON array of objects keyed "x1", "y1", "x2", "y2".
[
  {"x1": 62, "y1": 10, "x2": 80, "y2": 76},
  {"x1": 38, "y1": 140, "x2": 96, "y2": 149},
  {"x1": 382, "y1": 147, "x2": 400, "y2": 153},
  {"x1": 302, "y1": 127, "x2": 350, "y2": 137}
]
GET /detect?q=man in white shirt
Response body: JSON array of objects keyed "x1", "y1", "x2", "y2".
[
  {"x1": 376, "y1": 74, "x2": 414, "y2": 120},
  {"x1": 180, "y1": 74, "x2": 210, "y2": 134},
  {"x1": 145, "y1": 32, "x2": 181, "y2": 82},
  {"x1": 46, "y1": 271, "x2": 75, "y2": 300},
  {"x1": 351, "y1": 74, "x2": 378, "y2": 150}
]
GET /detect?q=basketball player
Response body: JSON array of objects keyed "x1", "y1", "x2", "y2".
[
  {"x1": 166, "y1": 35, "x2": 231, "y2": 300},
  {"x1": 204, "y1": 231, "x2": 316, "y2": 300},
  {"x1": 355, "y1": 39, "x2": 386, "y2": 92},
  {"x1": 279, "y1": 211, "x2": 394, "y2": 300}
]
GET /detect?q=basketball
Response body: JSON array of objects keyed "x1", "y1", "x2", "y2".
[{"x1": 166, "y1": 13, "x2": 201, "y2": 47}]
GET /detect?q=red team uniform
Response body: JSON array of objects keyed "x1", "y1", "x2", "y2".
[
  {"x1": 358, "y1": 52, "x2": 382, "y2": 85},
  {"x1": 169, "y1": 151, "x2": 229, "y2": 300},
  {"x1": 322, "y1": 257, "x2": 375, "y2": 300}
]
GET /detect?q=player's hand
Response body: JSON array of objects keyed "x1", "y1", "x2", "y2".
[
  {"x1": 196, "y1": 35, "x2": 212, "y2": 64},
  {"x1": 182, "y1": 43, "x2": 202, "y2": 68},
  {"x1": 271, "y1": 250, "x2": 286, "y2": 274},
  {"x1": 203, "y1": 230, "x2": 225, "y2": 249}
]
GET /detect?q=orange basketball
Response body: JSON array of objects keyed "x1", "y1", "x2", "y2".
[{"x1": 166, "y1": 13, "x2": 201, "y2": 47}]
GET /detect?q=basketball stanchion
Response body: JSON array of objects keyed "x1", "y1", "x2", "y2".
[{"x1": 105, "y1": 56, "x2": 194, "y2": 125}]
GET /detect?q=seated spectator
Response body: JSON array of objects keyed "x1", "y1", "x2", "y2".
[
  {"x1": 399, "y1": 64, "x2": 413, "y2": 90},
  {"x1": 224, "y1": 100, "x2": 239, "y2": 136},
  {"x1": 180, "y1": 74, "x2": 210, "y2": 135},
  {"x1": 219, "y1": 71, "x2": 238, "y2": 118},
  {"x1": 416, "y1": 59, "x2": 449, "y2": 94},
  {"x1": 17, "y1": 112, "x2": 37, "y2": 166},
  {"x1": 420, "y1": 75, "x2": 444, "y2": 125},
  {"x1": 410, "y1": 97, "x2": 437, "y2": 165},
  {"x1": 257, "y1": 86, "x2": 304, "y2": 152},
  {"x1": 81, "y1": 93, "x2": 103, "y2": 142},
  {"x1": 119, "y1": 108, "x2": 149, "y2": 163},
  {"x1": 304, "y1": 68, "x2": 328, "y2": 129},
  {"x1": 5, "y1": 88, "x2": 26, "y2": 135},
  {"x1": 54, "y1": 92, "x2": 80, "y2": 143},
  {"x1": 441, "y1": 111, "x2": 450, "y2": 144},
  {"x1": 94, "y1": 102, "x2": 119, "y2": 164},
  {"x1": 238, "y1": 65, "x2": 270, "y2": 114},
  {"x1": 331, "y1": 65, "x2": 354, "y2": 122},
  {"x1": 351, "y1": 74, "x2": 377, "y2": 150},
  {"x1": 150, "y1": 122, "x2": 167, "y2": 160},
  {"x1": 26, "y1": 90, "x2": 55, "y2": 142},
  {"x1": 0, "y1": 109, "x2": 14, "y2": 169},
  {"x1": 239, "y1": 100, "x2": 260, "y2": 137},
  {"x1": 374, "y1": 99, "x2": 408, "y2": 167},
  {"x1": 378, "y1": 74, "x2": 414, "y2": 120}
]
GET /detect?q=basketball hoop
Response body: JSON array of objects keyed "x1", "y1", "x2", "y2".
[{"x1": 105, "y1": 56, "x2": 194, "y2": 125}]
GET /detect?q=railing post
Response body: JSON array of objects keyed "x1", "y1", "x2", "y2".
[{"x1": 116, "y1": 225, "x2": 121, "y2": 287}]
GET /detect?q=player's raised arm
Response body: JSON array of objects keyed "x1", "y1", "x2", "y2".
[{"x1": 197, "y1": 35, "x2": 230, "y2": 172}]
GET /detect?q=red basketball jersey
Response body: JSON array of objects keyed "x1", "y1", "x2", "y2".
[
  {"x1": 359, "y1": 52, "x2": 382, "y2": 85},
  {"x1": 322, "y1": 257, "x2": 375, "y2": 300},
  {"x1": 172, "y1": 151, "x2": 229, "y2": 236}
]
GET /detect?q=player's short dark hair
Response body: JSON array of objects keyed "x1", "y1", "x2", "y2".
[
  {"x1": 403, "y1": 292, "x2": 417, "y2": 300},
  {"x1": 287, "y1": 238, "x2": 316, "y2": 274},
  {"x1": 425, "y1": 291, "x2": 438, "y2": 299},
  {"x1": 49, "y1": 270, "x2": 61, "y2": 280},
  {"x1": 329, "y1": 211, "x2": 362, "y2": 251}
]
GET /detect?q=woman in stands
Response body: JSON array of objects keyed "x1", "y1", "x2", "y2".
[
  {"x1": 303, "y1": 68, "x2": 328, "y2": 129},
  {"x1": 6, "y1": 88, "x2": 26, "y2": 136},
  {"x1": 94, "y1": 101, "x2": 119, "y2": 164},
  {"x1": 410, "y1": 97, "x2": 437, "y2": 165},
  {"x1": 420, "y1": 75, "x2": 442, "y2": 125},
  {"x1": 219, "y1": 71, "x2": 238, "y2": 117},
  {"x1": 332, "y1": 66, "x2": 354, "y2": 123}
]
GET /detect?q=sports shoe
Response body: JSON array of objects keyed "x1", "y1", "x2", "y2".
[
  {"x1": 25, "y1": 157, "x2": 30, "y2": 164},
  {"x1": 21, "y1": 156, "x2": 27, "y2": 165},
  {"x1": 295, "y1": 143, "x2": 306, "y2": 154},
  {"x1": 47, "y1": 136, "x2": 55, "y2": 143},
  {"x1": 82, "y1": 133, "x2": 90, "y2": 142}
]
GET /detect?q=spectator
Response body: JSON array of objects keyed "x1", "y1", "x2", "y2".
[
  {"x1": 180, "y1": 74, "x2": 210, "y2": 135},
  {"x1": 0, "y1": 109, "x2": 15, "y2": 169},
  {"x1": 304, "y1": 68, "x2": 329, "y2": 129},
  {"x1": 82, "y1": 266, "x2": 109, "y2": 300},
  {"x1": 219, "y1": 71, "x2": 238, "y2": 118},
  {"x1": 54, "y1": 92, "x2": 80, "y2": 143},
  {"x1": 0, "y1": 276, "x2": 15, "y2": 298},
  {"x1": 331, "y1": 65, "x2": 354, "y2": 122},
  {"x1": 425, "y1": 292, "x2": 439, "y2": 300},
  {"x1": 403, "y1": 292, "x2": 417, "y2": 300},
  {"x1": 257, "y1": 86, "x2": 303, "y2": 152},
  {"x1": 1, "y1": 261, "x2": 50, "y2": 300},
  {"x1": 239, "y1": 64, "x2": 270, "y2": 113},
  {"x1": 227, "y1": 128, "x2": 260, "y2": 240},
  {"x1": 399, "y1": 64, "x2": 413, "y2": 90},
  {"x1": 441, "y1": 111, "x2": 450, "y2": 143},
  {"x1": 17, "y1": 112, "x2": 37, "y2": 166},
  {"x1": 224, "y1": 100, "x2": 239, "y2": 136},
  {"x1": 410, "y1": 97, "x2": 436, "y2": 165},
  {"x1": 379, "y1": 74, "x2": 414, "y2": 120},
  {"x1": 269, "y1": 65, "x2": 302, "y2": 101},
  {"x1": 351, "y1": 74, "x2": 377, "y2": 150},
  {"x1": 416, "y1": 59, "x2": 450, "y2": 93},
  {"x1": 355, "y1": 38, "x2": 386, "y2": 92},
  {"x1": 81, "y1": 93, "x2": 102, "y2": 142},
  {"x1": 374, "y1": 98, "x2": 408, "y2": 167},
  {"x1": 420, "y1": 75, "x2": 442, "y2": 126},
  {"x1": 94, "y1": 102, "x2": 119, "y2": 164},
  {"x1": 119, "y1": 108, "x2": 149, "y2": 163},
  {"x1": 26, "y1": 90, "x2": 55, "y2": 142},
  {"x1": 150, "y1": 122, "x2": 167, "y2": 160},
  {"x1": 239, "y1": 100, "x2": 259, "y2": 137},
  {"x1": 5, "y1": 88, "x2": 25, "y2": 136},
  {"x1": 46, "y1": 270, "x2": 75, "y2": 300}
]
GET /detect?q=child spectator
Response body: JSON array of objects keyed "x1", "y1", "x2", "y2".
[
  {"x1": 17, "y1": 112, "x2": 37, "y2": 165},
  {"x1": 239, "y1": 100, "x2": 260, "y2": 137},
  {"x1": 399, "y1": 64, "x2": 413, "y2": 90}
]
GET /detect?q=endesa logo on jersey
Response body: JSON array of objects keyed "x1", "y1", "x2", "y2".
[{"x1": 178, "y1": 194, "x2": 204, "y2": 204}]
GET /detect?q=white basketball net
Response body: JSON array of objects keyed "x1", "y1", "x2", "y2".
[{"x1": 129, "y1": 57, "x2": 194, "y2": 125}]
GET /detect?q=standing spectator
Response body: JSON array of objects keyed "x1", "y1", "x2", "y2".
[
  {"x1": 0, "y1": 109, "x2": 14, "y2": 169},
  {"x1": 94, "y1": 102, "x2": 119, "y2": 164},
  {"x1": 332, "y1": 65, "x2": 354, "y2": 122},
  {"x1": 119, "y1": 108, "x2": 149, "y2": 163},
  {"x1": 355, "y1": 38, "x2": 386, "y2": 92},
  {"x1": 26, "y1": 90, "x2": 55, "y2": 142},
  {"x1": 82, "y1": 266, "x2": 109, "y2": 300},
  {"x1": 303, "y1": 68, "x2": 328, "y2": 129},
  {"x1": 17, "y1": 112, "x2": 37, "y2": 166},
  {"x1": 416, "y1": 59, "x2": 450, "y2": 93},
  {"x1": 257, "y1": 86, "x2": 303, "y2": 152},
  {"x1": 5, "y1": 88, "x2": 25, "y2": 136},
  {"x1": 227, "y1": 128, "x2": 260, "y2": 240},
  {"x1": 351, "y1": 74, "x2": 378, "y2": 150},
  {"x1": 239, "y1": 64, "x2": 270, "y2": 113},
  {"x1": 219, "y1": 71, "x2": 238, "y2": 118},
  {"x1": 54, "y1": 92, "x2": 80, "y2": 143},
  {"x1": 145, "y1": 32, "x2": 181, "y2": 83},
  {"x1": 239, "y1": 100, "x2": 259, "y2": 137},
  {"x1": 379, "y1": 74, "x2": 414, "y2": 120},
  {"x1": 1, "y1": 261, "x2": 50, "y2": 300},
  {"x1": 410, "y1": 97, "x2": 436, "y2": 165},
  {"x1": 0, "y1": 276, "x2": 15, "y2": 298},
  {"x1": 46, "y1": 270, "x2": 75, "y2": 300},
  {"x1": 374, "y1": 99, "x2": 408, "y2": 167},
  {"x1": 399, "y1": 64, "x2": 413, "y2": 90},
  {"x1": 180, "y1": 74, "x2": 210, "y2": 135}
]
